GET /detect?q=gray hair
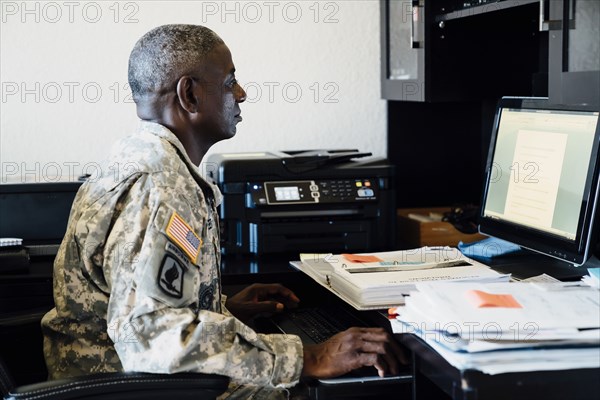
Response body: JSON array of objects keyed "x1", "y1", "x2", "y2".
[{"x1": 128, "y1": 24, "x2": 224, "y2": 102}]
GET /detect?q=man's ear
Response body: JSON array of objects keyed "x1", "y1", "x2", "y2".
[{"x1": 176, "y1": 76, "x2": 200, "y2": 114}]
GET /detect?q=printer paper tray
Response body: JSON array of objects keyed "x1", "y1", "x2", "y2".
[{"x1": 250, "y1": 220, "x2": 371, "y2": 254}]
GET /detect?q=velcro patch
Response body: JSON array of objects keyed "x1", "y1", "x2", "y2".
[
  {"x1": 158, "y1": 254, "x2": 184, "y2": 298},
  {"x1": 165, "y1": 212, "x2": 202, "y2": 263}
]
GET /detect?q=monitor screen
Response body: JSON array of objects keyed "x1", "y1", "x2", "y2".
[
  {"x1": 0, "y1": 182, "x2": 81, "y2": 247},
  {"x1": 479, "y1": 97, "x2": 600, "y2": 266}
]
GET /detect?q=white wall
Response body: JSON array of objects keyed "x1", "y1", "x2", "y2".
[{"x1": 0, "y1": 0, "x2": 386, "y2": 182}]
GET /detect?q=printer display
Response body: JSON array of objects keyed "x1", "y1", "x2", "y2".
[{"x1": 206, "y1": 150, "x2": 396, "y2": 255}]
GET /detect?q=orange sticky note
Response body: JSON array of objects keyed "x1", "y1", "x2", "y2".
[
  {"x1": 342, "y1": 253, "x2": 383, "y2": 263},
  {"x1": 465, "y1": 290, "x2": 522, "y2": 308},
  {"x1": 387, "y1": 307, "x2": 400, "y2": 320}
]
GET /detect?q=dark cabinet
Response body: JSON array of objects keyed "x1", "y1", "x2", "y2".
[
  {"x1": 380, "y1": 0, "x2": 426, "y2": 101},
  {"x1": 383, "y1": 0, "x2": 598, "y2": 208},
  {"x1": 381, "y1": 0, "x2": 547, "y2": 102},
  {"x1": 548, "y1": 0, "x2": 600, "y2": 106},
  {"x1": 381, "y1": 0, "x2": 599, "y2": 106}
]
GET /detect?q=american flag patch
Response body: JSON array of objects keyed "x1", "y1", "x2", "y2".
[{"x1": 165, "y1": 212, "x2": 202, "y2": 263}]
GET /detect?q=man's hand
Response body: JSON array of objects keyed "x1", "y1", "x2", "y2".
[
  {"x1": 225, "y1": 283, "x2": 300, "y2": 324},
  {"x1": 302, "y1": 327, "x2": 408, "y2": 378}
]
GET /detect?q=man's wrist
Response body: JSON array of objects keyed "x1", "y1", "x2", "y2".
[{"x1": 301, "y1": 344, "x2": 318, "y2": 378}]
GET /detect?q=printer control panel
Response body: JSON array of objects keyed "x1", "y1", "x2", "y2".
[{"x1": 249, "y1": 179, "x2": 378, "y2": 205}]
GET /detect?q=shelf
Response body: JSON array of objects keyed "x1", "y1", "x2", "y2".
[{"x1": 435, "y1": 0, "x2": 539, "y2": 22}]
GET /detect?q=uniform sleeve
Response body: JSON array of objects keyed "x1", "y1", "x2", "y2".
[{"x1": 101, "y1": 177, "x2": 303, "y2": 388}]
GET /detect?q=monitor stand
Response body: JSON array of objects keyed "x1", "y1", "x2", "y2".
[{"x1": 487, "y1": 249, "x2": 595, "y2": 281}]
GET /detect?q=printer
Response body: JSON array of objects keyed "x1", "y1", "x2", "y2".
[{"x1": 205, "y1": 150, "x2": 396, "y2": 255}]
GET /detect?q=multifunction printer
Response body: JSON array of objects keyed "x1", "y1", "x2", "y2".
[{"x1": 205, "y1": 150, "x2": 396, "y2": 255}]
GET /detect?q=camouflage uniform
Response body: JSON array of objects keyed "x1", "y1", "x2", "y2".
[{"x1": 41, "y1": 121, "x2": 303, "y2": 395}]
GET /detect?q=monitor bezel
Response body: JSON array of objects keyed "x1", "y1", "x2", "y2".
[{"x1": 479, "y1": 97, "x2": 600, "y2": 266}]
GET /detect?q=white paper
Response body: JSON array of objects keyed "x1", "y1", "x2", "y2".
[
  {"x1": 293, "y1": 247, "x2": 510, "y2": 309},
  {"x1": 413, "y1": 282, "x2": 600, "y2": 333}
]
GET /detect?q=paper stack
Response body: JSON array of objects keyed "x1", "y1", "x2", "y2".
[
  {"x1": 291, "y1": 246, "x2": 510, "y2": 310},
  {"x1": 582, "y1": 268, "x2": 600, "y2": 289},
  {"x1": 391, "y1": 281, "x2": 600, "y2": 374}
]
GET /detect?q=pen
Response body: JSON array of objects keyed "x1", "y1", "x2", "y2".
[
  {"x1": 346, "y1": 259, "x2": 472, "y2": 274},
  {"x1": 559, "y1": 283, "x2": 588, "y2": 288}
]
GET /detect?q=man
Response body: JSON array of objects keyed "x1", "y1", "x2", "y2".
[{"x1": 42, "y1": 24, "x2": 405, "y2": 397}]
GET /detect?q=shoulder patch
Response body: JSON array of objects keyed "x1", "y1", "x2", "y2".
[
  {"x1": 165, "y1": 211, "x2": 202, "y2": 263},
  {"x1": 165, "y1": 242, "x2": 192, "y2": 269},
  {"x1": 158, "y1": 255, "x2": 184, "y2": 298}
]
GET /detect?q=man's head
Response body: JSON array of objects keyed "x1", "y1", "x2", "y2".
[{"x1": 128, "y1": 25, "x2": 246, "y2": 162}]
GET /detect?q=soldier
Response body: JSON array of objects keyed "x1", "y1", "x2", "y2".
[{"x1": 41, "y1": 24, "x2": 405, "y2": 398}]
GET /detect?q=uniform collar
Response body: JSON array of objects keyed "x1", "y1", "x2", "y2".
[{"x1": 137, "y1": 120, "x2": 223, "y2": 206}]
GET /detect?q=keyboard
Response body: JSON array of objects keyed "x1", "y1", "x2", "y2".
[
  {"x1": 286, "y1": 306, "x2": 367, "y2": 344},
  {"x1": 264, "y1": 305, "x2": 412, "y2": 382}
]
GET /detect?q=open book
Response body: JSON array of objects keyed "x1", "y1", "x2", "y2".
[{"x1": 291, "y1": 247, "x2": 510, "y2": 310}]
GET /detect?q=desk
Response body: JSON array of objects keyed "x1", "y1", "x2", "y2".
[
  {"x1": 2, "y1": 254, "x2": 599, "y2": 399},
  {"x1": 399, "y1": 333, "x2": 600, "y2": 400},
  {"x1": 0, "y1": 256, "x2": 54, "y2": 314},
  {"x1": 224, "y1": 255, "x2": 599, "y2": 400}
]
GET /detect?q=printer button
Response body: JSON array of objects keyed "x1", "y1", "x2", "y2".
[
  {"x1": 311, "y1": 192, "x2": 320, "y2": 198},
  {"x1": 358, "y1": 188, "x2": 374, "y2": 197},
  {"x1": 310, "y1": 184, "x2": 319, "y2": 191}
]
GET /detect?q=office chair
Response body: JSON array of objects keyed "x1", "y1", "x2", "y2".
[
  {"x1": 0, "y1": 312, "x2": 230, "y2": 400},
  {"x1": 0, "y1": 362, "x2": 230, "y2": 400}
]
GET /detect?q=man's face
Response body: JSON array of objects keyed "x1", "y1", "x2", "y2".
[{"x1": 195, "y1": 43, "x2": 246, "y2": 142}]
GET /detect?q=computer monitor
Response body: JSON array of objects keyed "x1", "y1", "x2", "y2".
[
  {"x1": 0, "y1": 182, "x2": 82, "y2": 256},
  {"x1": 479, "y1": 97, "x2": 600, "y2": 266}
]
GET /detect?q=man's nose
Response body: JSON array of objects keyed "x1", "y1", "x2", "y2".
[{"x1": 235, "y1": 83, "x2": 246, "y2": 103}]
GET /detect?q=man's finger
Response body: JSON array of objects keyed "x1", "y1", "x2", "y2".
[
  {"x1": 354, "y1": 348, "x2": 399, "y2": 377},
  {"x1": 373, "y1": 354, "x2": 391, "y2": 378},
  {"x1": 358, "y1": 339, "x2": 389, "y2": 355},
  {"x1": 355, "y1": 328, "x2": 408, "y2": 371},
  {"x1": 252, "y1": 300, "x2": 285, "y2": 313},
  {"x1": 265, "y1": 283, "x2": 300, "y2": 303}
]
